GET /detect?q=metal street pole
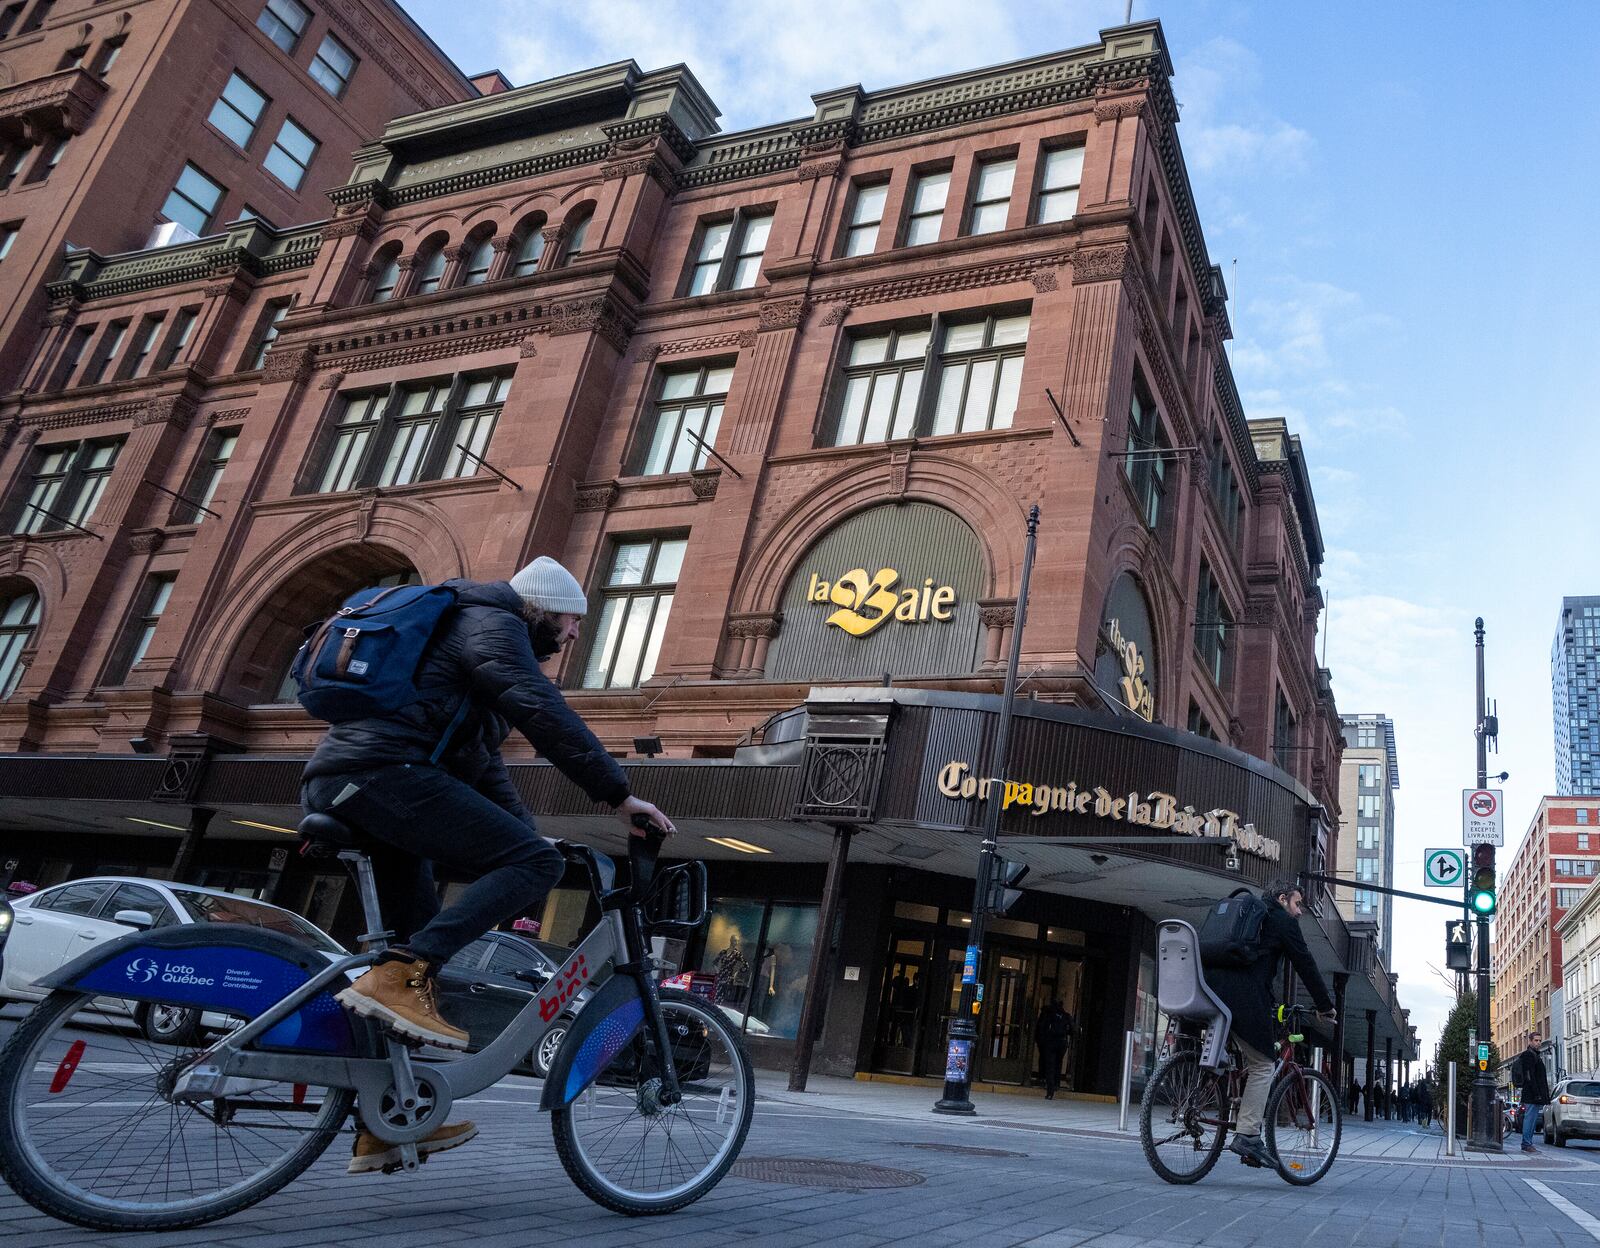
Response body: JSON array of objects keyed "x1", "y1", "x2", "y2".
[
  {"x1": 1467, "y1": 616, "x2": 1502, "y2": 1151},
  {"x1": 934, "y1": 503, "x2": 1040, "y2": 1115}
]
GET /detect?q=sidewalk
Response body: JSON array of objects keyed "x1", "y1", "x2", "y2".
[{"x1": 756, "y1": 1070, "x2": 1587, "y2": 1170}]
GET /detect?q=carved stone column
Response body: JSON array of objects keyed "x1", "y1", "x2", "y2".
[
  {"x1": 391, "y1": 254, "x2": 418, "y2": 299},
  {"x1": 487, "y1": 234, "x2": 516, "y2": 282},
  {"x1": 978, "y1": 600, "x2": 1017, "y2": 670},
  {"x1": 439, "y1": 244, "x2": 468, "y2": 291},
  {"x1": 725, "y1": 614, "x2": 782, "y2": 677}
]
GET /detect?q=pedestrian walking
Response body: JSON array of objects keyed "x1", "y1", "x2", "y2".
[
  {"x1": 1033, "y1": 999, "x2": 1073, "y2": 1100},
  {"x1": 1348, "y1": 1078, "x2": 1362, "y2": 1115},
  {"x1": 1512, "y1": 1032, "x2": 1552, "y2": 1153}
]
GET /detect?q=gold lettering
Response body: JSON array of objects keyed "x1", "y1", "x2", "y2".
[
  {"x1": 929, "y1": 586, "x2": 956, "y2": 620},
  {"x1": 895, "y1": 587, "x2": 920, "y2": 622},
  {"x1": 825, "y1": 568, "x2": 901, "y2": 636},
  {"x1": 807, "y1": 572, "x2": 827, "y2": 602},
  {"x1": 938, "y1": 761, "x2": 968, "y2": 798},
  {"x1": 1094, "y1": 787, "x2": 1115, "y2": 817}
]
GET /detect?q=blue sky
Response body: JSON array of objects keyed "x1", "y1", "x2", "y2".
[{"x1": 400, "y1": 1, "x2": 1600, "y2": 1054}]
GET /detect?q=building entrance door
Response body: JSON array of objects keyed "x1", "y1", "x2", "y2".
[
  {"x1": 870, "y1": 935, "x2": 931, "y2": 1074},
  {"x1": 977, "y1": 948, "x2": 1033, "y2": 1084}
]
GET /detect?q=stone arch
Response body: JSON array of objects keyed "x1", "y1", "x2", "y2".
[
  {"x1": 213, "y1": 543, "x2": 421, "y2": 706},
  {"x1": 407, "y1": 208, "x2": 468, "y2": 239},
  {"x1": 732, "y1": 451, "x2": 1025, "y2": 618},
  {"x1": 503, "y1": 190, "x2": 562, "y2": 221},
  {"x1": 1095, "y1": 524, "x2": 1178, "y2": 723},
  {"x1": 187, "y1": 497, "x2": 470, "y2": 693}
]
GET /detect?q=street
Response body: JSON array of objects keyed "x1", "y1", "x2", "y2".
[{"x1": 3, "y1": 1006, "x2": 1600, "y2": 1248}]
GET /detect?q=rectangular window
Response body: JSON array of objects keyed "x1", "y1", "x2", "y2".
[
  {"x1": 92, "y1": 36, "x2": 123, "y2": 75},
  {"x1": 16, "y1": 0, "x2": 49, "y2": 36},
  {"x1": 636, "y1": 364, "x2": 733, "y2": 476},
  {"x1": 57, "y1": 44, "x2": 87, "y2": 70},
  {"x1": 9, "y1": 437, "x2": 123, "y2": 535},
  {"x1": 1355, "y1": 858, "x2": 1379, "y2": 883},
  {"x1": 316, "y1": 390, "x2": 384, "y2": 493},
  {"x1": 377, "y1": 381, "x2": 450, "y2": 487},
  {"x1": 1358, "y1": 762, "x2": 1381, "y2": 790},
  {"x1": 243, "y1": 299, "x2": 290, "y2": 371},
  {"x1": 312, "y1": 370, "x2": 514, "y2": 493},
  {"x1": 208, "y1": 72, "x2": 269, "y2": 149},
  {"x1": 1582, "y1": 833, "x2": 1592, "y2": 851},
  {"x1": 118, "y1": 313, "x2": 165, "y2": 380},
  {"x1": 1581, "y1": 809, "x2": 1591, "y2": 825},
  {"x1": 1187, "y1": 700, "x2": 1216, "y2": 741},
  {"x1": 1034, "y1": 145, "x2": 1084, "y2": 224},
  {"x1": 1208, "y1": 435, "x2": 1243, "y2": 545},
  {"x1": 582, "y1": 536, "x2": 686, "y2": 689},
  {"x1": 904, "y1": 169, "x2": 950, "y2": 246},
  {"x1": 161, "y1": 163, "x2": 224, "y2": 237},
  {"x1": 684, "y1": 208, "x2": 773, "y2": 296},
  {"x1": 965, "y1": 155, "x2": 1016, "y2": 236},
  {"x1": 153, "y1": 307, "x2": 198, "y2": 370},
  {"x1": 26, "y1": 136, "x2": 67, "y2": 184},
  {"x1": 0, "y1": 221, "x2": 17, "y2": 263},
  {"x1": 1124, "y1": 379, "x2": 1168, "y2": 531},
  {"x1": 1354, "y1": 725, "x2": 1379, "y2": 748},
  {"x1": 102, "y1": 574, "x2": 176, "y2": 686},
  {"x1": 79, "y1": 318, "x2": 129, "y2": 386},
  {"x1": 48, "y1": 324, "x2": 93, "y2": 390},
  {"x1": 1194, "y1": 560, "x2": 1232, "y2": 688},
  {"x1": 1357, "y1": 793, "x2": 1381, "y2": 818},
  {"x1": 440, "y1": 373, "x2": 510, "y2": 479},
  {"x1": 0, "y1": 145, "x2": 28, "y2": 190},
  {"x1": 1357, "y1": 825, "x2": 1381, "y2": 850},
  {"x1": 173, "y1": 427, "x2": 238, "y2": 524},
  {"x1": 929, "y1": 311, "x2": 1028, "y2": 436},
  {"x1": 256, "y1": 0, "x2": 309, "y2": 53},
  {"x1": 841, "y1": 181, "x2": 888, "y2": 258},
  {"x1": 1355, "y1": 891, "x2": 1377, "y2": 916},
  {"x1": 263, "y1": 117, "x2": 317, "y2": 190},
  {"x1": 831, "y1": 323, "x2": 930, "y2": 446},
  {"x1": 0, "y1": 4, "x2": 22, "y2": 39},
  {"x1": 1558, "y1": 888, "x2": 1587, "y2": 909},
  {"x1": 1272, "y1": 687, "x2": 1296, "y2": 769},
  {"x1": 309, "y1": 33, "x2": 356, "y2": 97}
]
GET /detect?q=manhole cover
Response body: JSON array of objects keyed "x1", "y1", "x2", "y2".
[
  {"x1": 728, "y1": 1157, "x2": 925, "y2": 1189},
  {"x1": 898, "y1": 1141, "x2": 1028, "y2": 1158}
]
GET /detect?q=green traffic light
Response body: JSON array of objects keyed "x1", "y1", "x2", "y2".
[{"x1": 1471, "y1": 890, "x2": 1496, "y2": 915}]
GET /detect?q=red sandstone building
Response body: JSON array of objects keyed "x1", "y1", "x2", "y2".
[
  {"x1": 0, "y1": 11, "x2": 1413, "y2": 1091},
  {"x1": 1492, "y1": 798, "x2": 1600, "y2": 1061}
]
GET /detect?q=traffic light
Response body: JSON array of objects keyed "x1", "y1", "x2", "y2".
[
  {"x1": 1469, "y1": 843, "x2": 1497, "y2": 916},
  {"x1": 991, "y1": 861, "x2": 1030, "y2": 915}
]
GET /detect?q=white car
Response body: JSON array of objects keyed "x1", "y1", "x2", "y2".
[{"x1": 0, "y1": 876, "x2": 347, "y2": 1044}]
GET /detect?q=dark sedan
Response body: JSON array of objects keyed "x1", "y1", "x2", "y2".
[{"x1": 435, "y1": 930, "x2": 590, "y2": 1078}]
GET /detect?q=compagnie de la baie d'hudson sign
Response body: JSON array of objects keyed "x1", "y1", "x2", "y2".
[{"x1": 936, "y1": 760, "x2": 1283, "y2": 862}]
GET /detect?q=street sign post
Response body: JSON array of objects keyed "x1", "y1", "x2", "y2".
[
  {"x1": 1425, "y1": 848, "x2": 1467, "y2": 888},
  {"x1": 1462, "y1": 788, "x2": 1505, "y2": 847}
]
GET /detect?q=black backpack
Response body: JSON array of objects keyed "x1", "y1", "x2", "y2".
[{"x1": 1198, "y1": 888, "x2": 1268, "y2": 968}]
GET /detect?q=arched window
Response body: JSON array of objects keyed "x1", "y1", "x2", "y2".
[
  {"x1": 411, "y1": 234, "x2": 449, "y2": 295},
  {"x1": 558, "y1": 208, "x2": 592, "y2": 268},
  {"x1": 460, "y1": 229, "x2": 495, "y2": 286},
  {"x1": 0, "y1": 585, "x2": 40, "y2": 700},
  {"x1": 368, "y1": 243, "x2": 401, "y2": 302},
  {"x1": 510, "y1": 213, "x2": 546, "y2": 277}
]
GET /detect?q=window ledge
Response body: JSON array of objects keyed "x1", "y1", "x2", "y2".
[
  {"x1": 264, "y1": 473, "x2": 502, "y2": 512},
  {"x1": 767, "y1": 423, "x2": 1046, "y2": 468}
]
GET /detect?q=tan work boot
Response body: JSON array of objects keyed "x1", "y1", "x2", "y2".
[
  {"x1": 348, "y1": 1120, "x2": 478, "y2": 1175},
  {"x1": 336, "y1": 953, "x2": 469, "y2": 1050}
]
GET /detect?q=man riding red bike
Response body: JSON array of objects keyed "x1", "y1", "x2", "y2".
[{"x1": 300, "y1": 555, "x2": 674, "y2": 1173}]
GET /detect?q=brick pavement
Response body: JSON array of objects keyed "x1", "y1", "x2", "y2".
[{"x1": 7, "y1": 1065, "x2": 1600, "y2": 1247}]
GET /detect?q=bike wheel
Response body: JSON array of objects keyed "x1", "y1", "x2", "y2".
[
  {"x1": 1265, "y1": 1068, "x2": 1340, "y2": 1186},
  {"x1": 1140, "y1": 1051, "x2": 1227, "y2": 1184},
  {"x1": 551, "y1": 987, "x2": 754, "y2": 1215},
  {"x1": 0, "y1": 990, "x2": 353, "y2": 1231}
]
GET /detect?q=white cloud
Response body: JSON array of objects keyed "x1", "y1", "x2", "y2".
[
  {"x1": 487, "y1": 0, "x2": 1117, "y2": 132},
  {"x1": 1174, "y1": 36, "x2": 1312, "y2": 176}
]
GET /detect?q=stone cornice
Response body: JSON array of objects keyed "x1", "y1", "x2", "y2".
[{"x1": 46, "y1": 221, "x2": 323, "y2": 304}]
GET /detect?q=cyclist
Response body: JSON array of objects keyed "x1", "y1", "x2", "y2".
[
  {"x1": 1201, "y1": 877, "x2": 1336, "y2": 1169},
  {"x1": 301, "y1": 556, "x2": 674, "y2": 1173}
]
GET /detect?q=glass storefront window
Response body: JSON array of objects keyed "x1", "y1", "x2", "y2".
[
  {"x1": 697, "y1": 898, "x2": 820, "y2": 1041},
  {"x1": 893, "y1": 900, "x2": 939, "y2": 924}
]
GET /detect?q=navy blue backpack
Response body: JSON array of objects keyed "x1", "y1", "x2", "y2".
[{"x1": 292, "y1": 583, "x2": 467, "y2": 760}]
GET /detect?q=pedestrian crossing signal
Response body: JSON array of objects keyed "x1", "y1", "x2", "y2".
[{"x1": 1469, "y1": 844, "x2": 1496, "y2": 916}]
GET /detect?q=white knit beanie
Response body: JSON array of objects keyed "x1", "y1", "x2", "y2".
[{"x1": 509, "y1": 556, "x2": 587, "y2": 614}]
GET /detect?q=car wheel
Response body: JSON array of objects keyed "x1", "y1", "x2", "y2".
[
  {"x1": 1555, "y1": 1126, "x2": 1567, "y2": 1148},
  {"x1": 534, "y1": 1021, "x2": 570, "y2": 1080},
  {"x1": 136, "y1": 1001, "x2": 201, "y2": 1046}
]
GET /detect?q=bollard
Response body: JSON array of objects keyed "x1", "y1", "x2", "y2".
[
  {"x1": 1311, "y1": 1047, "x2": 1324, "y2": 1149},
  {"x1": 1117, "y1": 1029, "x2": 1136, "y2": 1132},
  {"x1": 1445, "y1": 1062, "x2": 1457, "y2": 1157}
]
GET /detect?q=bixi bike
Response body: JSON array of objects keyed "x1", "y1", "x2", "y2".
[{"x1": 0, "y1": 815, "x2": 752, "y2": 1230}]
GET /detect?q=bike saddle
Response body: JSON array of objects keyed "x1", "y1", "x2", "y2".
[{"x1": 297, "y1": 811, "x2": 367, "y2": 858}]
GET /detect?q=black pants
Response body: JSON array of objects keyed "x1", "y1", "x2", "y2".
[
  {"x1": 304, "y1": 763, "x2": 564, "y2": 965},
  {"x1": 1037, "y1": 1044, "x2": 1065, "y2": 1096}
]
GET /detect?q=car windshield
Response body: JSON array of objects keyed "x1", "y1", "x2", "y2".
[
  {"x1": 171, "y1": 890, "x2": 344, "y2": 953},
  {"x1": 1567, "y1": 1081, "x2": 1600, "y2": 1099}
]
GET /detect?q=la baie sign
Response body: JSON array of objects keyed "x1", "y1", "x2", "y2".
[
  {"x1": 806, "y1": 567, "x2": 957, "y2": 637},
  {"x1": 936, "y1": 760, "x2": 1282, "y2": 863}
]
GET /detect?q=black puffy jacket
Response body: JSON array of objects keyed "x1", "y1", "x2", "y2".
[
  {"x1": 1203, "y1": 897, "x2": 1334, "y2": 1053},
  {"x1": 302, "y1": 580, "x2": 629, "y2": 823}
]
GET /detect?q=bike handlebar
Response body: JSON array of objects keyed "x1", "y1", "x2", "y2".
[{"x1": 627, "y1": 814, "x2": 668, "y2": 902}]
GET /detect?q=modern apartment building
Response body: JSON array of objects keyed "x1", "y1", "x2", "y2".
[
  {"x1": 1554, "y1": 597, "x2": 1600, "y2": 796},
  {"x1": 1493, "y1": 797, "x2": 1600, "y2": 1059},
  {"x1": 1336, "y1": 714, "x2": 1397, "y2": 956}
]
